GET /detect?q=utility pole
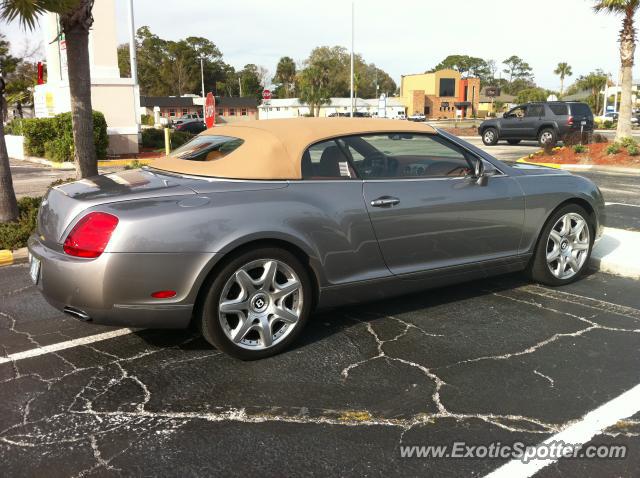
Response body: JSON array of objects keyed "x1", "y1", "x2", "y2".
[
  {"x1": 200, "y1": 57, "x2": 205, "y2": 118},
  {"x1": 238, "y1": 77, "x2": 242, "y2": 97},
  {"x1": 350, "y1": 1, "x2": 354, "y2": 118}
]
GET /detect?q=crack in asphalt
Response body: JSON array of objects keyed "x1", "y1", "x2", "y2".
[{"x1": 2, "y1": 281, "x2": 640, "y2": 473}]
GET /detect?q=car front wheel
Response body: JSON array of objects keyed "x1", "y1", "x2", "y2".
[
  {"x1": 482, "y1": 127, "x2": 499, "y2": 145},
  {"x1": 199, "y1": 247, "x2": 312, "y2": 360},
  {"x1": 527, "y1": 204, "x2": 594, "y2": 286},
  {"x1": 538, "y1": 128, "x2": 557, "y2": 147}
]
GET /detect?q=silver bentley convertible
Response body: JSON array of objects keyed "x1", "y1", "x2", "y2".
[{"x1": 29, "y1": 118, "x2": 605, "y2": 359}]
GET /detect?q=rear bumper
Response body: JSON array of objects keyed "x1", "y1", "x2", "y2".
[{"x1": 28, "y1": 235, "x2": 218, "y2": 328}]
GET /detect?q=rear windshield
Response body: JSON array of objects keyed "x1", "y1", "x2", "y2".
[
  {"x1": 548, "y1": 104, "x2": 569, "y2": 116},
  {"x1": 569, "y1": 103, "x2": 593, "y2": 117},
  {"x1": 169, "y1": 135, "x2": 243, "y2": 162}
]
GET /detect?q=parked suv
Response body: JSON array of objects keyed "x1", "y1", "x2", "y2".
[{"x1": 479, "y1": 101, "x2": 594, "y2": 146}]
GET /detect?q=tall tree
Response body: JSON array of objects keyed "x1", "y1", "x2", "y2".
[
  {"x1": 273, "y1": 56, "x2": 296, "y2": 98},
  {"x1": 502, "y1": 55, "x2": 534, "y2": 84},
  {"x1": 297, "y1": 64, "x2": 331, "y2": 116},
  {"x1": 238, "y1": 64, "x2": 265, "y2": 100},
  {"x1": 431, "y1": 55, "x2": 492, "y2": 84},
  {"x1": 571, "y1": 70, "x2": 609, "y2": 114},
  {"x1": 594, "y1": 0, "x2": 639, "y2": 140},
  {"x1": 554, "y1": 62, "x2": 573, "y2": 96}
]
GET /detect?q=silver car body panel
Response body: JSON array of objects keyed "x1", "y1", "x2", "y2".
[{"x1": 29, "y1": 132, "x2": 605, "y2": 328}]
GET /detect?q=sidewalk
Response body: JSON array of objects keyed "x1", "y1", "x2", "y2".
[{"x1": 591, "y1": 227, "x2": 640, "y2": 279}]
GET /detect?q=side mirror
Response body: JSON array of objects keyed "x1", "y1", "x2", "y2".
[{"x1": 473, "y1": 159, "x2": 489, "y2": 186}]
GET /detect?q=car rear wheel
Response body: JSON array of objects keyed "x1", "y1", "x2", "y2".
[
  {"x1": 527, "y1": 204, "x2": 594, "y2": 286},
  {"x1": 538, "y1": 128, "x2": 557, "y2": 147},
  {"x1": 507, "y1": 139, "x2": 521, "y2": 145},
  {"x1": 199, "y1": 247, "x2": 312, "y2": 360},
  {"x1": 482, "y1": 128, "x2": 499, "y2": 146}
]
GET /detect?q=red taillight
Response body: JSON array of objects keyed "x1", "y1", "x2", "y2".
[
  {"x1": 151, "y1": 290, "x2": 177, "y2": 299},
  {"x1": 567, "y1": 116, "x2": 574, "y2": 126},
  {"x1": 63, "y1": 212, "x2": 119, "y2": 258}
]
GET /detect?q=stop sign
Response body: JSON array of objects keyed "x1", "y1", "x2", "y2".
[
  {"x1": 262, "y1": 89, "x2": 272, "y2": 100},
  {"x1": 205, "y1": 92, "x2": 215, "y2": 128}
]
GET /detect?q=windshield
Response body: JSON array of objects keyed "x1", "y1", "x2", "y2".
[{"x1": 169, "y1": 135, "x2": 244, "y2": 162}]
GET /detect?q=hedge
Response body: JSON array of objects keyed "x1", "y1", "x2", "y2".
[
  {"x1": 141, "y1": 128, "x2": 193, "y2": 150},
  {"x1": 0, "y1": 196, "x2": 42, "y2": 250},
  {"x1": 21, "y1": 111, "x2": 109, "y2": 162}
]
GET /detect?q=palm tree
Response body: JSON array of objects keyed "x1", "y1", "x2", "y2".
[
  {"x1": 274, "y1": 56, "x2": 296, "y2": 98},
  {"x1": 0, "y1": 77, "x2": 18, "y2": 222},
  {"x1": 594, "y1": 0, "x2": 640, "y2": 140},
  {"x1": 554, "y1": 62, "x2": 573, "y2": 97},
  {"x1": 2, "y1": 0, "x2": 98, "y2": 182}
]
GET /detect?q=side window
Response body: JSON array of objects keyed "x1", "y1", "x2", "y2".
[
  {"x1": 507, "y1": 106, "x2": 526, "y2": 118},
  {"x1": 549, "y1": 103, "x2": 569, "y2": 116},
  {"x1": 344, "y1": 133, "x2": 472, "y2": 179},
  {"x1": 301, "y1": 140, "x2": 353, "y2": 180},
  {"x1": 526, "y1": 105, "x2": 545, "y2": 117}
]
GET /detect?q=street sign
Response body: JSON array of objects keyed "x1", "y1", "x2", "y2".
[
  {"x1": 205, "y1": 92, "x2": 215, "y2": 128},
  {"x1": 485, "y1": 86, "x2": 500, "y2": 98},
  {"x1": 262, "y1": 89, "x2": 272, "y2": 100}
]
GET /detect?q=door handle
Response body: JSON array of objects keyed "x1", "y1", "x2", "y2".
[{"x1": 370, "y1": 196, "x2": 400, "y2": 207}]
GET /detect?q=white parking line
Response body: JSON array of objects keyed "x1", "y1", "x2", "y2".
[
  {"x1": 0, "y1": 328, "x2": 136, "y2": 365},
  {"x1": 485, "y1": 382, "x2": 640, "y2": 478}
]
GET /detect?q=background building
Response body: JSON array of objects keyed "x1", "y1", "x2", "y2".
[
  {"x1": 141, "y1": 96, "x2": 258, "y2": 124},
  {"x1": 400, "y1": 69, "x2": 480, "y2": 119},
  {"x1": 33, "y1": 0, "x2": 139, "y2": 155},
  {"x1": 257, "y1": 97, "x2": 405, "y2": 119}
]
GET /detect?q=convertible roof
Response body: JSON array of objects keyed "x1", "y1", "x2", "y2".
[{"x1": 150, "y1": 118, "x2": 437, "y2": 180}]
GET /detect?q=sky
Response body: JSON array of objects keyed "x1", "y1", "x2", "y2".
[{"x1": 0, "y1": 0, "x2": 634, "y2": 91}]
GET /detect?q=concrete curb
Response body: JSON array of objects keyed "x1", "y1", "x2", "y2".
[
  {"x1": 591, "y1": 228, "x2": 640, "y2": 280},
  {"x1": 0, "y1": 248, "x2": 29, "y2": 267},
  {"x1": 97, "y1": 158, "x2": 156, "y2": 167},
  {"x1": 516, "y1": 158, "x2": 640, "y2": 174}
]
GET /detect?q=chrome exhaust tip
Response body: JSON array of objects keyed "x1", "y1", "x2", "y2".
[{"x1": 63, "y1": 306, "x2": 92, "y2": 322}]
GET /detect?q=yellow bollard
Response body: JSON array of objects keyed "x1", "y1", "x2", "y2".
[{"x1": 164, "y1": 127, "x2": 171, "y2": 156}]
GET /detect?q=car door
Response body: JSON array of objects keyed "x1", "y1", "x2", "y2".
[
  {"x1": 500, "y1": 105, "x2": 527, "y2": 138},
  {"x1": 522, "y1": 104, "x2": 545, "y2": 138},
  {"x1": 341, "y1": 132, "x2": 525, "y2": 276}
]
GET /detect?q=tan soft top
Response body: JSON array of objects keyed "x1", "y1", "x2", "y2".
[{"x1": 150, "y1": 117, "x2": 437, "y2": 180}]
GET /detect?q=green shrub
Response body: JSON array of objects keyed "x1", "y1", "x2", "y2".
[
  {"x1": 603, "y1": 120, "x2": 614, "y2": 129},
  {"x1": 124, "y1": 159, "x2": 145, "y2": 170},
  {"x1": 620, "y1": 137, "x2": 638, "y2": 149},
  {"x1": 140, "y1": 114, "x2": 155, "y2": 126},
  {"x1": 141, "y1": 128, "x2": 193, "y2": 150},
  {"x1": 44, "y1": 138, "x2": 73, "y2": 162},
  {"x1": 141, "y1": 128, "x2": 165, "y2": 149},
  {"x1": 171, "y1": 131, "x2": 193, "y2": 148},
  {"x1": 606, "y1": 143, "x2": 621, "y2": 155},
  {"x1": 628, "y1": 144, "x2": 639, "y2": 156},
  {"x1": 4, "y1": 118, "x2": 24, "y2": 135},
  {"x1": 0, "y1": 196, "x2": 42, "y2": 250},
  {"x1": 21, "y1": 111, "x2": 108, "y2": 161},
  {"x1": 573, "y1": 144, "x2": 588, "y2": 154}
]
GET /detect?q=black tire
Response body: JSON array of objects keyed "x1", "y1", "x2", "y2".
[
  {"x1": 507, "y1": 139, "x2": 521, "y2": 145},
  {"x1": 482, "y1": 127, "x2": 499, "y2": 146},
  {"x1": 198, "y1": 247, "x2": 313, "y2": 360},
  {"x1": 527, "y1": 204, "x2": 594, "y2": 286},
  {"x1": 538, "y1": 128, "x2": 557, "y2": 147}
]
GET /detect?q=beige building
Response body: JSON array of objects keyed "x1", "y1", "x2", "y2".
[
  {"x1": 34, "y1": 0, "x2": 139, "y2": 155},
  {"x1": 400, "y1": 69, "x2": 480, "y2": 119}
]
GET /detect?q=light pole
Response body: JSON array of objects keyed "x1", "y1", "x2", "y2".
[
  {"x1": 350, "y1": 1, "x2": 354, "y2": 118},
  {"x1": 127, "y1": 0, "x2": 140, "y2": 131}
]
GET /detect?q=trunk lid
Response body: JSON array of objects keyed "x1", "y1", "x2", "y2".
[{"x1": 38, "y1": 169, "x2": 198, "y2": 245}]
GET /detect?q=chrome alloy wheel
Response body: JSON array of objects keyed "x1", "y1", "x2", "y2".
[
  {"x1": 218, "y1": 259, "x2": 303, "y2": 350},
  {"x1": 484, "y1": 130, "x2": 496, "y2": 143},
  {"x1": 540, "y1": 130, "x2": 554, "y2": 144},
  {"x1": 546, "y1": 212, "x2": 590, "y2": 280}
]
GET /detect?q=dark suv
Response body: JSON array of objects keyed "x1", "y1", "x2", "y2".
[{"x1": 479, "y1": 101, "x2": 594, "y2": 146}]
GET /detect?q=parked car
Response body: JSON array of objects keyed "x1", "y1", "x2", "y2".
[
  {"x1": 479, "y1": 101, "x2": 594, "y2": 146},
  {"x1": 172, "y1": 113, "x2": 203, "y2": 127},
  {"x1": 174, "y1": 120, "x2": 207, "y2": 134},
  {"x1": 597, "y1": 112, "x2": 639, "y2": 125},
  {"x1": 408, "y1": 113, "x2": 426, "y2": 122},
  {"x1": 29, "y1": 118, "x2": 604, "y2": 360}
]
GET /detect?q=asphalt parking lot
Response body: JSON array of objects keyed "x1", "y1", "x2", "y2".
[
  {"x1": 3, "y1": 142, "x2": 640, "y2": 477},
  {"x1": 1, "y1": 264, "x2": 639, "y2": 476}
]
